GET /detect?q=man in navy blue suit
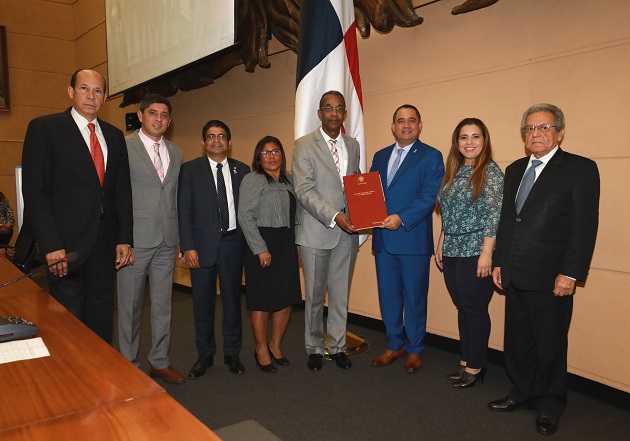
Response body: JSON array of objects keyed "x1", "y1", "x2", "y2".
[
  {"x1": 369, "y1": 104, "x2": 444, "y2": 372},
  {"x1": 178, "y1": 120, "x2": 250, "y2": 378}
]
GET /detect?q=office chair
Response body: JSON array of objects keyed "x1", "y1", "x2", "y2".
[{"x1": 4, "y1": 227, "x2": 41, "y2": 274}]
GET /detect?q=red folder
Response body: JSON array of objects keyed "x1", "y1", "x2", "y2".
[{"x1": 343, "y1": 172, "x2": 388, "y2": 230}]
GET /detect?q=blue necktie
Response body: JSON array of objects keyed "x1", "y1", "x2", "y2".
[
  {"x1": 515, "y1": 159, "x2": 542, "y2": 214},
  {"x1": 387, "y1": 149, "x2": 404, "y2": 187}
]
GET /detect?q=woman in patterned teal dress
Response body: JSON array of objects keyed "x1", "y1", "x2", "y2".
[{"x1": 435, "y1": 118, "x2": 504, "y2": 388}]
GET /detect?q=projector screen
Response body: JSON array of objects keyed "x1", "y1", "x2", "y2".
[{"x1": 105, "y1": 0, "x2": 236, "y2": 96}]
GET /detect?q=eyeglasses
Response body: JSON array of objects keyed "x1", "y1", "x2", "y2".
[
  {"x1": 205, "y1": 133, "x2": 227, "y2": 140},
  {"x1": 523, "y1": 124, "x2": 557, "y2": 134},
  {"x1": 320, "y1": 106, "x2": 346, "y2": 114},
  {"x1": 260, "y1": 149, "x2": 282, "y2": 157}
]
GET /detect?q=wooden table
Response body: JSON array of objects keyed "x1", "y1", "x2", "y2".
[{"x1": 0, "y1": 252, "x2": 221, "y2": 440}]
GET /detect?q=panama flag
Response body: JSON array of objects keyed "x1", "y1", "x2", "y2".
[{"x1": 294, "y1": 0, "x2": 366, "y2": 175}]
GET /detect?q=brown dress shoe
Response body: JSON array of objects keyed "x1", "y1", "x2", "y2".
[
  {"x1": 371, "y1": 349, "x2": 406, "y2": 367},
  {"x1": 149, "y1": 366, "x2": 187, "y2": 384},
  {"x1": 405, "y1": 354, "x2": 422, "y2": 373}
]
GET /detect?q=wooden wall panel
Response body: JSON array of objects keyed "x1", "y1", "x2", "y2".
[{"x1": 0, "y1": 0, "x2": 73, "y2": 40}]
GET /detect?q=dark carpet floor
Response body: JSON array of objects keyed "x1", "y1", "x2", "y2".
[{"x1": 108, "y1": 285, "x2": 630, "y2": 441}]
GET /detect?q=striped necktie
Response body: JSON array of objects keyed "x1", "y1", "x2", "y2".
[
  {"x1": 153, "y1": 142, "x2": 165, "y2": 182},
  {"x1": 328, "y1": 139, "x2": 340, "y2": 174}
]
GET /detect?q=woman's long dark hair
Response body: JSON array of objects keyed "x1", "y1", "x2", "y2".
[
  {"x1": 436, "y1": 118, "x2": 494, "y2": 214},
  {"x1": 252, "y1": 135, "x2": 289, "y2": 184}
]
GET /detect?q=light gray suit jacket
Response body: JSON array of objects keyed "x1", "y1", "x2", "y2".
[
  {"x1": 126, "y1": 130, "x2": 183, "y2": 248},
  {"x1": 292, "y1": 129, "x2": 360, "y2": 250}
]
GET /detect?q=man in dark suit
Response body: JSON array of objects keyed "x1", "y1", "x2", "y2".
[
  {"x1": 22, "y1": 69, "x2": 133, "y2": 342},
  {"x1": 178, "y1": 120, "x2": 250, "y2": 377},
  {"x1": 490, "y1": 103, "x2": 600, "y2": 436},
  {"x1": 117, "y1": 94, "x2": 186, "y2": 384},
  {"x1": 369, "y1": 104, "x2": 444, "y2": 373},
  {"x1": 292, "y1": 91, "x2": 360, "y2": 372}
]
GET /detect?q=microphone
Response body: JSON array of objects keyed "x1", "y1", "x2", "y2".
[{"x1": 0, "y1": 252, "x2": 78, "y2": 289}]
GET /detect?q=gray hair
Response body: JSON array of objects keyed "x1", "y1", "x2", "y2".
[{"x1": 520, "y1": 103, "x2": 565, "y2": 133}]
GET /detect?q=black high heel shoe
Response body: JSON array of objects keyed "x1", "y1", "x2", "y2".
[
  {"x1": 268, "y1": 343, "x2": 290, "y2": 367},
  {"x1": 451, "y1": 368, "x2": 486, "y2": 388},
  {"x1": 254, "y1": 351, "x2": 277, "y2": 373},
  {"x1": 447, "y1": 364, "x2": 465, "y2": 381}
]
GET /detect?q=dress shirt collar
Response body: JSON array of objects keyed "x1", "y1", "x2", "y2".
[
  {"x1": 393, "y1": 141, "x2": 414, "y2": 154},
  {"x1": 207, "y1": 156, "x2": 228, "y2": 169},
  {"x1": 138, "y1": 128, "x2": 163, "y2": 149},
  {"x1": 71, "y1": 107, "x2": 99, "y2": 132},
  {"x1": 320, "y1": 127, "x2": 342, "y2": 145},
  {"x1": 528, "y1": 145, "x2": 559, "y2": 166}
]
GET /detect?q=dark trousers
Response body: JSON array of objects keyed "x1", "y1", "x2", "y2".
[
  {"x1": 504, "y1": 285, "x2": 573, "y2": 416},
  {"x1": 443, "y1": 256, "x2": 493, "y2": 369},
  {"x1": 47, "y1": 224, "x2": 116, "y2": 342},
  {"x1": 190, "y1": 233, "x2": 244, "y2": 359}
]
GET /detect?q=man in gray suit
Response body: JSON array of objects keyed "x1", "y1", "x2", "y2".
[
  {"x1": 292, "y1": 90, "x2": 360, "y2": 371},
  {"x1": 117, "y1": 94, "x2": 186, "y2": 384}
]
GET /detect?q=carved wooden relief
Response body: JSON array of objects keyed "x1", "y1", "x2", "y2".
[{"x1": 119, "y1": 0, "x2": 501, "y2": 107}]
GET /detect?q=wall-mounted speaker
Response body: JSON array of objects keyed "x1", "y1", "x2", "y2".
[{"x1": 125, "y1": 112, "x2": 141, "y2": 131}]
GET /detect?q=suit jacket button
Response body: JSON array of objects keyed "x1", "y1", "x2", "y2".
[{"x1": 516, "y1": 217, "x2": 522, "y2": 222}]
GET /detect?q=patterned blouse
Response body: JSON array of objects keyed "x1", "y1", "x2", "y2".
[
  {"x1": 0, "y1": 193, "x2": 15, "y2": 227},
  {"x1": 437, "y1": 161, "x2": 504, "y2": 257}
]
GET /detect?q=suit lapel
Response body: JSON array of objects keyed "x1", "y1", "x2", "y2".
[
  {"x1": 508, "y1": 160, "x2": 528, "y2": 213},
  {"x1": 227, "y1": 158, "x2": 242, "y2": 205},
  {"x1": 340, "y1": 133, "x2": 356, "y2": 176},
  {"x1": 64, "y1": 110, "x2": 102, "y2": 188},
  {"x1": 99, "y1": 120, "x2": 118, "y2": 188},
  {"x1": 314, "y1": 131, "x2": 341, "y2": 176},
  {"x1": 129, "y1": 132, "x2": 160, "y2": 181},
  {"x1": 519, "y1": 149, "x2": 564, "y2": 213},
  {"x1": 201, "y1": 157, "x2": 218, "y2": 201},
  {"x1": 163, "y1": 141, "x2": 177, "y2": 182},
  {"x1": 378, "y1": 145, "x2": 395, "y2": 187},
  {"x1": 388, "y1": 140, "x2": 420, "y2": 189}
]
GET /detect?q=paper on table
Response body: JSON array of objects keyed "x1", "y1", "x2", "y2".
[{"x1": 0, "y1": 337, "x2": 50, "y2": 364}]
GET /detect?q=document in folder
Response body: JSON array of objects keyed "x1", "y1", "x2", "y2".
[{"x1": 343, "y1": 172, "x2": 388, "y2": 230}]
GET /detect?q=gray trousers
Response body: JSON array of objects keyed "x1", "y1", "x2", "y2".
[
  {"x1": 117, "y1": 241, "x2": 176, "y2": 369},
  {"x1": 301, "y1": 235, "x2": 357, "y2": 355}
]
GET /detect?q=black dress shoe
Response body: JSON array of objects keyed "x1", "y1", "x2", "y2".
[
  {"x1": 447, "y1": 364, "x2": 465, "y2": 381},
  {"x1": 536, "y1": 412, "x2": 559, "y2": 435},
  {"x1": 488, "y1": 396, "x2": 528, "y2": 412},
  {"x1": 254, "y1": 352, "x2": 277, "y2": 373},
  {"x1": 268, "y1": 343, "x2": 290, "y2": 366},
  {"x1": 307, "y1": 354, "x2": 323, "y2": 371},
  {"x1": 188, "y1": 356, "x2": 213, "y2": 379},
  {"x1": 330, "y1": 352, "x2": 352, "y2": 369},
  {"x1": 224, "y1": 355, "x2": 246, "y2": 375},
  {"x1": 452, "y1": 368, "x2": 486, "y2": 388}
]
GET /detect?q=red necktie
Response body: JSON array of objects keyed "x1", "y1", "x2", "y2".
[{"x1": 88, "y1": 123, "x2": 105, "y2": 185}]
